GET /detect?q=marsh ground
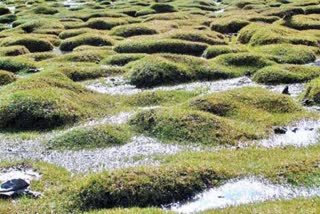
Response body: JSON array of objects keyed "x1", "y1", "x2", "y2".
[{"x1": 0, "y1": 0, "x2": 320, "y2": 213}]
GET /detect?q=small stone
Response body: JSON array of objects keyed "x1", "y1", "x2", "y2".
[
  {"x1": 282, "y1": 86, "x2": 290, "y2": 95},
  {"x1": 274, "y1": 127, "x2": 287, "y2": 134},
  {"x1": 0, "y1": 179, "x2": 29, "y2": 193},
  {"x1": 292, "y1": 127, "x2": 299, "y2": 133},
  {"x1": 302, "y1": 99, "x2": 312, "y2": 106}
]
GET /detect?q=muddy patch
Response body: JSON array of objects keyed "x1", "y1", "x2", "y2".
[{"x1": 169, "y1": 177, "x2": 320, "y2": 213}]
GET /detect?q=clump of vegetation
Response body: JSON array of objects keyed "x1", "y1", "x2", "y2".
[
  {"x1": 203, "y1": 45, "x2": 247, "y2": 59},
  {"x1": 150, "y1": 3, "x2": 177, "y2": 13},
  {"x1": 60, "y1": 33, "x2": 114, "y2": 51},
  {"x1": 130, "y1": 87, "x2": 303, "y2": 145},
  {"x1": 85, "y1": 18, "x2": 129, "y2": 30},
  {"x1": 301, "y1": 78, "x2": 320, "y2": 105},
  {"x1": 0, "y1": 57, "x2": 36, "y2": 73},
  {"x1": 253, "y1": 65, "x2": 320, "y2": 85},
  {"x1": 253, "y1": 44, "x2": 317, "y2": 64},
  {"x1": 0, "y1": 71, "x2": 114, "y2": 130},
  {"x1": 32, "y1": 5, "x2": 58, "y2": 15},
  {"x1": 211, "y1": 18, "x2": 250, "y2": 34},
  {"x1": 0, "y1": 36, "x2": 54, "y2": 52},
  {"x1": 0, "y1": 70, "x2": 17, "y2": 86},
  {"x1": 70, "y1": 164, "x2": 223, "y2": 210},
  {"x1": 238, "y1": 23, "x2": 318, "y2": 46},
  {"x1": 209, "y1": 52, "x2": 274, "y2": 76},
  {"x1": 0, "y1": 46, "x2": 30, "y2": 56},
  {"x1": 114, "y1": 39, "x2": 208, "y2": 56},
  {"x1": 110, "y1": 24, "x2": 158, "y2": 37},
  {"x1": 48, "y1": 125, "x2": 131, "y2": 150},
  {"x1": 280, "y1": 14, "x2": 320, "y2": 30},
  {"x1": 101, "y1": 54, "x2": 146, "y2": 66}
]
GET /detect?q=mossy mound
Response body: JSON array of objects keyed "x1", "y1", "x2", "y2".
[
  {"x1": 0, "y1": 70, "x2": 17, "y2": 86},
  {"x1": 48, "y1": 125, "x2": 131, "y2": 150},
  {"x1": 280, "y1": 14, "x2": 320, "y2": 30},
  {"x1": 58, "y1": 64, "x2": 126, "y2": 81},
  {"x1": 0, "y1": 36, "x2": 54, "y2": 52},
  {"x1": 85, "y1": 18, "x2": 129, "y2": 30},
  {"x1": 60, "y1": 33, "x2": 114, "y2": 51},
  {"x1": 19, "y1": 19, "x2": 64, "y2": 34},
  {"x1": 130, "y1": 87, "x2": 302, "y2": 145},
  {"x1": 70, "y1": 164, "x2": 222, "y2": 210},
  {"x1": 32, "y1": 5, "x2": 58, "y2": 15},
  {"x1": 150, "y1": 3, "x2": 177, "y2": 13},
  {"x1": 0, "y1": 71, "x2": 113, "y2": 130},
  {"x1": 253, "y1": 64, "x2": 320, "y2": 85},
  {"x1": 127, "y1": 54, "x2": 234, "y2": 88},
  {"x1": 203, "y1": 45, "x2": 247, "y2": 59},
  {"x1": 110, "y1": 24, "x2": 158, "y2": 37},
  {"x1": 59, "y1": 28, "x2": 95, "y2": 39},
  {"x1": 0, "y1": 14, "x2": 16, "y2": 24},
  {"x1": 238, "y1": 23, "x2": 319, "y2": 46},
  {"x1": 0, "y1": 88, "x2": 83, "y2": 130},
  {"x1": 101, "y1": 54, "x2": 146, "y2": 66},
  {"x1": 130, "y1": 107, "x2": 249, "y2": 145},
  {"x1": 0, "y1": 57, "x2": 36, "y2": 73},
  {"x1": 167, "y1": 29, "x2": 226, "y2": 45},
  {"x1": 127, "y1": 55, "x2": 190, "y2": 88},
  {"x1": 301, "y1": 78, "x2": 320, "y2": 105},
  {"x1": 210, "y1": 18, "x2": 250, "y2": 34},
  {"x1": 0, "y1": 46, "x2": 30, "y2": 56},
  {"x1": 209, "y1": 52, "x2": 274, "y2": 76},
  {"x1": 253, "y1": 44, "x2": 317, "y2": 64},
  {"x1": 114, "y1": 39, "x2": 208, "y2": 56}
]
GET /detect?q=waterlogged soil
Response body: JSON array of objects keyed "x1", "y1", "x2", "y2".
[{"x1": 0, "y1": 0, "x2": 320, "y2": 212}]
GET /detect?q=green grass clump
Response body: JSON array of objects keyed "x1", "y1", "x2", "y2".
[
  {"x1": 301, "y1": 78, "x2": 320, "y2": 105},
  {"x1": 127, "y1": 55, "x2": 190, "y2": 88},
  {"x1": 209, "y1": 52, "x2": 274, "y2": 76},
  {"x1": 48, "y1": 125, "x2": 131, "y2": 150},
  {"x1": 32, "y1": 5, "x2": 58, "y2": 15},
  {"x1": 0, "y1": 36, "x2": 54, "y2": 52},
  {"x1": 127, "y1": 54, "x2": 234, "y2": 88},
  {"x1": 150, "y1": 3, "x2": 177, "y2": 13},
  {"x1": 130, "y1": 87, "x2": 303, "y2": 145},
  {"x1": 114, "y1": 39, "x2": 208, "y2": 56},
  {"x1": 211, "y1": 18, "x2": 250, "y2": 34},
  {"x1": 0, "y1": 14, "x2": 16, "y2": 24},
  {"x1": 110, "y1": 24, "x2": 158, "y2": 37},
  {"x1": 238, "y1": 23, "x2": 319, "y2": 46},
  {"x1": 0, "y1": 46, "x2": 30, "y2": 56},
  {"x1": 70, "y1": 164, "x2": 223, "y2": 210},
  {"x1": 0, "y1": 70, "x2": 16, "y2": 86},
  {"x1": 0, "y1": 71, "x2": 114, "y2": 130},
  {"x1": 203, "y1": 45, "x2": 247, "y2": 59},
  {"x1": 254, "y1": 44, "x2": 317, "y2": 64},
  {"x1": 59, "y1": 28, "x2": 95, "y2": 39},
  {"x1": 167, "y1": 30, "x2": 226, "y2": 45},
  {"x1": 0, "y1": 57, "x2": 36, "y2": 73},
  {"x1": 85, "y1": 18, "x2": 129, "y2": 30},
  {"x1": 253, "y1": 65, "x2": 320, "y2": 85},
  {"x1": 19, "y1": 19, "x2": 64, "y2": 34},
  {"x1": 58, "y1": 64, "x2": 126, "y2": 81},
  {"x1": 101, "y1": 54, "x2": 146, "y2": 66},
  {"x1": 280, "y1": 14, "x2": 320, "y2": 30},
  {"x1": 60, "y1": 33, "x2": 114, "y2": 51}
]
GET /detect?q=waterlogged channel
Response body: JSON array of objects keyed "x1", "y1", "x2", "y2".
[{"x1": 169, "y1": 177, "x2": 320, "y2": 213}]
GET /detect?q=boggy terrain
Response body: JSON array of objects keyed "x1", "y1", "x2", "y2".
[{"x1": 0, "y1": 0, "x2": 320, "y2": 213}]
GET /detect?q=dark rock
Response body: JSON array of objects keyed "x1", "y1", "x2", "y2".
[
  {"x1": 274, "y1": 127, "x2": 287, "y2": 134},
  {"x1": 292, "y1": 127, "x2": 299, "y2": 133},
  {"x1": 282, "y1": 86, "x2": 290, "y2": 95},
  {"x1": 0, "y1": 179, "x2": 29, "y2": 192},
  {"x1": 302, "y1": 99, "x2": 312, "y2": 106}
]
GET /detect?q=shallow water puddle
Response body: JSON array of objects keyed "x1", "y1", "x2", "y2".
[
  {"x1": 84, "y1": 76, "x2": 257, "y2": 96},
  {"x1": 261, "y1": 83, "x2": 305, "y2": 98},
  {"x1": 63, "y1": 0, "x2": 86, "y2": 8},
  {"x1": 259, "y1": 120, "x2": 320, "y2": 147},
  {"x1": 0, "y1": 135, "x2": 198, "y2": 173},
  {"x1": 170, "y1": 177, "x2": 320, "y2": 213}
]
